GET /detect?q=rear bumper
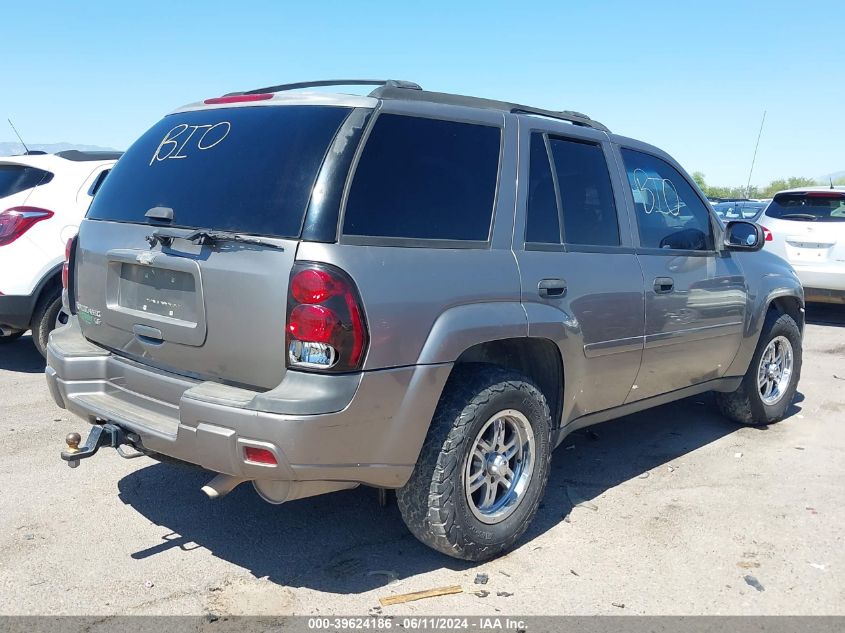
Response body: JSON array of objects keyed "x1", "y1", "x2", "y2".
[
  {"x1": 46, "y1": 318, "x2": 451, "y2": 488},
  {"x1": 0, "y1": 293, "x2": 37, "y2": 330},
  {"x1": 792, "y1": 266, "x2": 845, "y2": 293}
]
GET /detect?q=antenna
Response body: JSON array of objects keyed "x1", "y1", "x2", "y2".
[
  {"x1": 745, "y1": 110, "x2": 766, "y2": 198},
  {"x1": 7, "y1": 119, "x2": 30, "y2": 154},
  {"x1": 831, "y1": 177, "x2": 835, "y2": 190}
]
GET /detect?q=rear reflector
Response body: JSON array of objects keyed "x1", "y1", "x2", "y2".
[
  {"x1": 243, "y1": 446, "x2": 277, "y2": 465},
  {"x1": 203, "y1": 93, "x2": 273, "y2": 105}
]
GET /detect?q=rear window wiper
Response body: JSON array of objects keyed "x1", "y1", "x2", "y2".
[
  {"x1": 146, "y1": 228, "x2": 285, "y2": 250},
  {"x1": 779, "y1": 213, "x2": 818, "y2": 221}
]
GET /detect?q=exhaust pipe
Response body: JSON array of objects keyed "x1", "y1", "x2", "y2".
[
  {"x1": 0, "y1": 325, "x2": 19, "y2": 337},
  {"x1": 201, "y1": 474, "x2": 247, "y2": 499}
]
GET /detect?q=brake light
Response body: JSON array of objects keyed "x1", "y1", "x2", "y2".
[
  {"x1": 0, "y1": 207, "x2": 54, "y2": 247},
  {"x1": 203, "y1": 93, "x2": 273, "y2": 105},
  {"x1": 286, "y1": 263, "x2": 368, "y2": 372},
  {"x1": 805, "y1": 191, "x2": 845, "y2": 199},
  {"x1": 760, "y1": 226, "x2": 773, "y2": 242}
]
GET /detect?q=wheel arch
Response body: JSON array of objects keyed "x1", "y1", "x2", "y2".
[
  {"x1": 726, "y1": 281, "x2": 804, "y2": 377},
  {"x1": 450, "y1": 337, "x2": 565, "y2": 431}
]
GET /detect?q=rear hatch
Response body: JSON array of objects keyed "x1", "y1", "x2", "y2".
[
  {"x1": 75, "y1": 103, "x2": 353, "y2": 390},
  {"x1": 763, "y1": 191, "x2": 845, "y2": 268}
]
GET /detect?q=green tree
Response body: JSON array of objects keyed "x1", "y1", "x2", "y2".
[{"x1": 760, "y1": 177, "x2": 818, "y2": 198}]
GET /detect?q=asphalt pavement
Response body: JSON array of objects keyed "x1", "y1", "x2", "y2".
[{"x1": 1, "y1": 305, "x2": 843, "y2": 616}]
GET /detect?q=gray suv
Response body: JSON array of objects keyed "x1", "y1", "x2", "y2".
[{"x1": 46, "y1": 80, "x2": 804, "y2": 561}]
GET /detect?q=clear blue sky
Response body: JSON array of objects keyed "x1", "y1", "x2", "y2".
[{"x1": 3, "y1": 0, "x2": 843, "y2": 186}]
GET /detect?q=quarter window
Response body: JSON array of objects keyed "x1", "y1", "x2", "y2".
[
  {"x1": 0, "y1": 165, "x2": 53, "y2": 198},
  {"x1": 343, "y1": 114, "x2": 501, "y2": 242},
  {"x1": 621, "y1": 149, "x2": 715, "y2": 251}
]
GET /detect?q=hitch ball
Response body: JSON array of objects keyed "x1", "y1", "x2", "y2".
[
  {"x1": 66, "y1": 433, "x2": 81, "y2": 452},
  {"x1": 65, "y1": 432, "x2": 81, "y2": 468}
]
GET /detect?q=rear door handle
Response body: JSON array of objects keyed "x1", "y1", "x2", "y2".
[
  {"x1": 538, "y1": 278, "x2": 567, "y2": 298},
  {"x1": 653, "y1": 277, "x2": 675, "y2": 294}
]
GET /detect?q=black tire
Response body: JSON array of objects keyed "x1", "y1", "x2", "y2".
[
  {"x1": 0, "y1": 330, "x2": 25, "y2": 344},
  {"x1": 31, "y1": 286, "x2": 63, "y2": 358},
  {"x1": 716, "y1": 310, "x2": 802, "y2": 426},
  {"x1": 397, "y1": 364, "x2": 552, "y2": 561}
]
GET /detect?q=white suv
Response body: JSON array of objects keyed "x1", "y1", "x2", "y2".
[
  {"x1": 0, "y1": 150, "x2": 120, "y2": 355},
  {"x1": 759, "y1": 186, "x2": 845, "y2": 304}
]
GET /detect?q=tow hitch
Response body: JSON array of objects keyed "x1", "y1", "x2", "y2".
[{"x1": 61, "y1": 423, "x2": 144, "y2": 468}]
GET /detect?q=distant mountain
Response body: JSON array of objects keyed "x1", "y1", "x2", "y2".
[
  {"x1": 818, "y1": 170, "x2": 845, "y2": 183},
  {"x1": 0, "y1": 142, "x2": 120, "y2": 157}
]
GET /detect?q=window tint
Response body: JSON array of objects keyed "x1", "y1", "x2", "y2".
[
  {"x1": 549, "y1": 137, "x2": 620, "y2": 246},
  {"x1": 764, "y1": 192, "x2": 845, "y2": 222},
  {"x1": 343, "y1": 114, "x2": 500, "y2": 241},
  {"x1": 87, "y1": 106, "x2": 351, "y2": 238},
  {"x1": 621, "y1": 149, "x2": 714, "y2": 251},
  {"x1": 0, "y1": 165, "x2": 53, "y2": 198},
  {"x1": 525, "y1": 134, "x2": 560, "y2": 243}
]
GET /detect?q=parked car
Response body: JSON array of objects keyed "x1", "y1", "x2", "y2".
[
  {"x1": 47, "y1": 80, "x2": 804, "y2": 561},
  {"x1": 712, "y1": 200, "x2": 768, "y2": 221},
  {"x1": 0, "y1": 150, "x2": 120, "y2": 354},
  {"x1": 759, "y1": 187, "x2": 845, "y2": 303}
]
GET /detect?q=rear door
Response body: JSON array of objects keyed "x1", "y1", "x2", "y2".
[
  {"x1": 514, "y1": 120, "x2": 645, "y2": 421},
  {"x1": 75, "y1": 103, "x2": 355, "y2": 390},
  {"x1": 614, "y1": 146, "x2": 747, "y2": 400}
]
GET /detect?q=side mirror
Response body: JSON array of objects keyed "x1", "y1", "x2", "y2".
[{"x1": 724, "y1": 220, "x2": 764, "y2": 252}]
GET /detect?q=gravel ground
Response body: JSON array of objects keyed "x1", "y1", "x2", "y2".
[{"x1": 0, "y1": 305, "x2": 843, "y2": 616}]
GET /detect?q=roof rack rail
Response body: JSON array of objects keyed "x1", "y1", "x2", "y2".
[
  {"x1": 226, "y1": 79, "x2": 422, "y2": 97},
  {"x1": 371, "y1": 85, "x2": 610, "y2": 133},
  {"x1": 509, "y1": 106, "x2": 609, "y2": 133}
]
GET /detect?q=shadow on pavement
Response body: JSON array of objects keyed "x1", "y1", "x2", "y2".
[
  {"x1": 805, "y1": 303, "x2": 845, "y2": 327},
  {"x1": 117, "y1": 391, "x2": 802, "y2": 594},
  {"x1": 0, "y1": 334, "x2": 45, "y2": 373}
]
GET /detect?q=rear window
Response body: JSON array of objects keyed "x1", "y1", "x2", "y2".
[
  {"x1": 712, "y1": 201, "x2": 766, "y2": 220},
  {"x1": 87, "y1": 105, "x2": 351, "y2": 238},
  {"x1": 0, "y1": 165, "x2": 53, "y2": 198},
  {"x1": 764, "y1": 193, "x2": 845, "y2": 222},
  {"x1": 342, "y1": 114, "x2": 501, "y2": 242}
]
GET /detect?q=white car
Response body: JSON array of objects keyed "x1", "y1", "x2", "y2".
[
  {"x1": 759, "y1": 186, "x2": 845, "y2": 304},
  {"x1": 0, "y1": 150, "x2": 120, "y2": 355}
]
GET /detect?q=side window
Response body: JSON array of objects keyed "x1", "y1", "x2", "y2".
[
  {"x1": 0, "y1": 165, "x2": 53, "y2": 198},
  {"x1": 343, "y1": 114, "x2": 501, "y2": 242},
  {"x1": 525, "y1": 133, "x2": 560, "y2": 244},
  {"x1": 621, "y1": 148, "x2": 715, "y2": 251},
  {"x1": 548, "y1": 138, "x2": 620, "y2": 246}
]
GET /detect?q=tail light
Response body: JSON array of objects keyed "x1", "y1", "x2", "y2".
[
  {"x1": 62, "y1": 237, "x2": 74, "y2": 290},
  {"x1": 286, "y1": 263, "x2": 368, "y2": 372},
  {"x1": 0, "y1": 207, "x2": 54, "y2": 247},
  {"x1": 760, "y1": 225, "x2": 773, "y2": 242}
]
